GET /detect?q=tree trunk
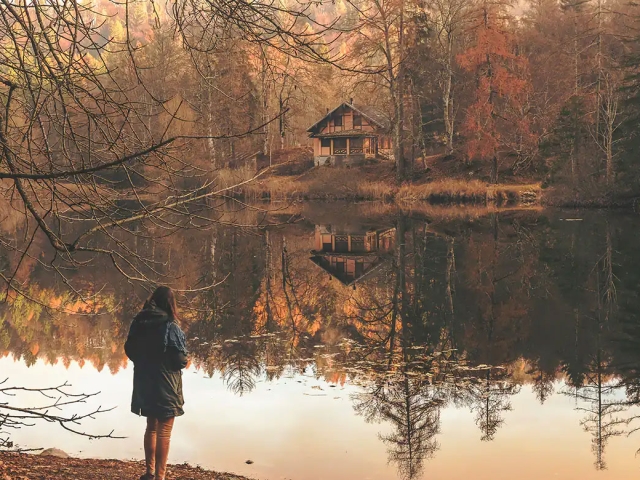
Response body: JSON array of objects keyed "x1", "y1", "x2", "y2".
[
  {"x1": 443, "y1": 33, "x2": 455, "y2": 156},
  {"x1": 261, "y1": 54, "x2": 270, "y2": 155},
  {"x1": 394, "y1": 0, "x2": 406, "y2": 182},
  {"x1": 491, "y1": 156, "x2": 498, "y2": 184},
  {"x1": 394, "y1": 81, "x2": 406, "y2": 181}
]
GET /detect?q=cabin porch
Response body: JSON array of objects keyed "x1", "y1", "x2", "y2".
[{"x1": 313, "y1": 135, "x2": 378, "y2": 166}]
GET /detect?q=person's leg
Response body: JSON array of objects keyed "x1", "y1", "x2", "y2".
[
  {"x1": 144, "y1": 417, "x2": 158, "y2": 477},
  {"x1": 154, "y1": 417, "x2": 175, "y2": 480}
]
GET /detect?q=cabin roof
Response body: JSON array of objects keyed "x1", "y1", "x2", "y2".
[
  {"x1": 306, "y1": 102, "x2": 391, "y2": 134},
  {"x1": 313, "y1": 129, "x2": 371, "y2": 138},
  {"x1": 309, "y1": 253, "x2": 390, "y2": 287}
]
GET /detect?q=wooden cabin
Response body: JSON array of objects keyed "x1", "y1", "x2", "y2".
[
  {"x1": 307, "y1": 102, "x2": 393, "y2": 166},
  {"x1": 310, "y1": 225, "x2": 396, "y2": 287}
]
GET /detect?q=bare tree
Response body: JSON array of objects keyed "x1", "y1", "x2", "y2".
[
  {"x1": 0, "y1": 0, "x2": 341, "y2": 303},
  {"x1": 428, "y1": 0, "x2": 473, "y2": 155},
  {"x1": 349, "y1": 0, "x2": 409, "y2": 180},
  {"x1": 0, "y1": 379, "x2": 120, "y2": 450}
]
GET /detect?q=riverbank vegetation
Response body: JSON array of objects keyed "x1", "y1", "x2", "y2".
[{"x1": 217, "y1": 149, "x2": 543, "y2": 204}]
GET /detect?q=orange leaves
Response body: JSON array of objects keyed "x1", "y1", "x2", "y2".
[
  {"x1": 457, "y1": 2, "x2": 534, "y2": 162},
  {"x1": 458, "y1": 24, "x2": 518, "y2": 72},
  {"x1": 463, "y1": 80, "x2": 500, "y2": 160}
]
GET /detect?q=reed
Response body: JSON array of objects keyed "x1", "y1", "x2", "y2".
[
  {"x1": 397, "y1": 180, "x2": 541, "y2": 205},
  {"x1": 397, "y1": 179, "x2": 488, "y2": 203},
  {"x1": 218, "y1": 164, "x2": 541, "y2": 206},
  {"x1": 353, "y1": 181, "x2": 396, "y2": 201}
]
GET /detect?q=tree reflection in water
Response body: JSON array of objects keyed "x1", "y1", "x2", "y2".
[{"x1": 5, "y1": 207, "x2": 640, "y2": 476}]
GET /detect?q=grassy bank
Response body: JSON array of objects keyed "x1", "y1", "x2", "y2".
[
  {"x1": 0, "y1": 451, "x2": 253, "y2": 480},
  {"x1": 219, "y1": 162, "x2": 542, "y2": 205},
  {"x1": 397, "y1": 180, "x2": 541, "y2": 205}
]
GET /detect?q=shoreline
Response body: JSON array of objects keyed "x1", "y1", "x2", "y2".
[
  {"x1": 231, "y1": 179, "x2": 639, "y2": 209},
  {"x1": 0, "y1": 451, "x2": 255, "y2": 480},
  {"x1": 218, "y1": 160, "x2": 638, "y2": 209},
  {"x1": 229, "y1": 172, "x2": 544, "y2": 206}
]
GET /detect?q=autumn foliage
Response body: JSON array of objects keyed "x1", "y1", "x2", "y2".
[{"x1": 457, "y1": 2, "x2": 535, "y2": 171}]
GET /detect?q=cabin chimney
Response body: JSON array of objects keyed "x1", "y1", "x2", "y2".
[
  {"x1": 350, "y1": 97, "x2": 353, "y2": 105},
  {"x1": 326, "y1": 107, "x2": 329, "y2": 113}
]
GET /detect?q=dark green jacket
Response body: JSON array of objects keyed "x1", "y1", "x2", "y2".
[{"x1": 124, "y1": 303, "x2": 188, "y2": 418}]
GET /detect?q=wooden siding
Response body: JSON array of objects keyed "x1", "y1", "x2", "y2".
[{"x1": 318, "y1": 106, "x2": 377, "y2": 135}]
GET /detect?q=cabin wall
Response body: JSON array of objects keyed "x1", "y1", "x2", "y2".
[
  {"x1": 312, "y1": 105, "x2": 392, "y2": 165},
  {"x1": 318, "y1": 107, "x2": 378, "y2": 134},
  {"x1": 344, "y1": 110, "x2": 353, "y2": 130}
]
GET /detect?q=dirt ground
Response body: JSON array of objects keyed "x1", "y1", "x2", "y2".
[{"x1": 0, "y1": 451, "x2": 254, "y2": 480}]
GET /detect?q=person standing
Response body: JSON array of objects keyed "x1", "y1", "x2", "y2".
[{"x1": 125, "y1": 286, "x2": 188, "y2": 480}]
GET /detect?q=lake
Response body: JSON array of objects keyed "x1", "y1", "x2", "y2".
[{"x1": 2, "y1": 202, "x2": 640, "y2": 480}]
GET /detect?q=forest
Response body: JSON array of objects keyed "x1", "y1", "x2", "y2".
[
  {"x1": 4, "y1": 1, "x2": 640, "y2": 477},
  {"x1": 2, "y1": 0, "x2": 640, "y2": 213}
]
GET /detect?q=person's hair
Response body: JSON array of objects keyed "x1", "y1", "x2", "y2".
[{"x1": 149, "y1": 286, "x2": 178, "y2": 320}]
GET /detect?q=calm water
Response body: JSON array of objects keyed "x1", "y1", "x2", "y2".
[{"x1": 3, "y1": 203, "x2": 640, "y2": 479}]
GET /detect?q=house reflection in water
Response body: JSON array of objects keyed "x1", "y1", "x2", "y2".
[{"x1": 310, "y1": 225, "x2": 396, "y2": 287}]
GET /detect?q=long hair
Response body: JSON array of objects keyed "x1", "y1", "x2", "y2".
[{"x1": 149, "y1": 286, "x2": 178, "y2": 320}]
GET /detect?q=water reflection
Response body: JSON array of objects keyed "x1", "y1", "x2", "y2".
[
  {"x1": 3, "y1": 206, "x2": 640, "y2": 478},
  {"x1": 310, "y1": 224, "x2": 395, "y2": 286}
]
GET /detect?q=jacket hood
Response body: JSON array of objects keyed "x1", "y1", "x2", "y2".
[
  {"x1": 133, "y1": 301, "x2": 171, "y2": 325},
  {"x1": 128, "y1": 300, "x2": 187, "y2": 355}
]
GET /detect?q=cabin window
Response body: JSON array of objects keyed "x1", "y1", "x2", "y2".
[
  {"x1": 351, "y1": 236, "x2": 365, "y2": 251},
  {"x1": 333, "y1": 138, "x2": 347, "y2": 155},
  {"x1": 320, "y1": 138, "x2": 331, "y2": 155},
  {"x1": 335, "y1": 235, "x2": 349, "y2": 252},
  {"x1": 334, "y1": 115, "x2": 343, "y2": 127},
  {"x1": 350, "y1": 137, "x2": 364, "y2": 154},
  {"x1": 321, "y1": 234, "x2": 333, "y2": 251},
  {"x1": 353, "y1": 114, "x2": 362, "y2": 128}
]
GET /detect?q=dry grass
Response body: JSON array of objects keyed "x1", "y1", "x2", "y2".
[
  {"x1": 487, "y1": 183, "x2": 542, "y2": 205},
  {"x1": 354, "y1": 181, "x2": 396, "y2": 201},
  {"x1": 397, "y1": 180, "x2": 541, "y2": 205},
  {"x1": 397, "y1": 179, "x2": 488, "y2": 203},
  {"x1": 220, "y1": 159, "x2": 542, "y2": 206}
]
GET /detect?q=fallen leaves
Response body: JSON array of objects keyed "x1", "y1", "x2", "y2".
[{"x1": 0, "y1": 452, "x2": 253, "y2": 480}]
